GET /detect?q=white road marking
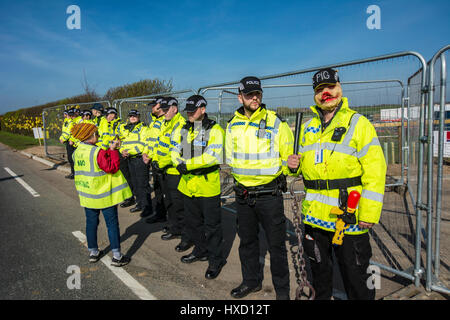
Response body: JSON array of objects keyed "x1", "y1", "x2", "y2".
[
  {"x1": 72, "y1": 231, "x2": 157, "y2": 300},
  {"x1": 4, "y1": 167, "x2": 40, "y2": 197}
]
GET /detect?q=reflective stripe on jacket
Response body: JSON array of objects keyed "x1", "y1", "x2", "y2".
[
  {"x1": 225, "y1": 105, "x2": 294, "y2": 187},
  {"x1": 296, "y1": 97, "x2": 386, "y2": 234},
  {"x1": 73, "y1": 143, "x2": 132, "y2": 209}
]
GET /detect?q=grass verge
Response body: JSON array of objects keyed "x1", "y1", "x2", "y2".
[{"x1": 0, "y1": 131, "x2": 41, "y2": 150}]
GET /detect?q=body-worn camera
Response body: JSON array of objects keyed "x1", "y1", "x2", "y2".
[{"x1": 331, "y1": 127, "x2": 346, "y2": 142}]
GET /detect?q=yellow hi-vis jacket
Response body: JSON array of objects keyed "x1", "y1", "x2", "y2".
[
  {"x1": 98, "y1": 118, "x2": 122, "y2": 150},
  {"x1": 60, "y1": 116, "x2": 82, "y2": 143},
  {"x1": 171, "y1": 115, "x2": 224, "y2": 197},
  {"x1": 92, "y1": 116, "x2": 107, "y2": 147},
  {"x1": 143, "y1": 115, "x2": 164, "y2": 159},
  {"x1": 67, "y1": 116, "x2": 83, "y2": 145},
  {"x1": 295, "y1": 97, "x2": 386, "y2": 235},
  {"x1": 59, "y1": 117, "x2": 72, "y2": 142},
  {"x1": 225, "y1": 105, "x2": 294, "y2": 187},
  {"x1": 119, "y1": 122, "x2": 150, "y2": 156},
  {"x1": 153, "y1": 113, "x2": 186, "y2": 175},
  {"x1": 73, "y1": 142, "x2": 132, "y2": 209}
]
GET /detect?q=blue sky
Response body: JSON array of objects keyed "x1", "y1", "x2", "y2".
[{"x1": 0, "y1": 0, "x2": 449, "y2": 114}]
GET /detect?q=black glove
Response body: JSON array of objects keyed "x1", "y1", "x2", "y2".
[
  {"x1": 151, "y1": 161, "x2": 160, "y2": 171},
  {"x1": 176, "y1": 163, "x2": 188, "y2": 175}
]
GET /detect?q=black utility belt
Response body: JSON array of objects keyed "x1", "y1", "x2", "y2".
[
  {"x1": 188, "y1": 165, "x2": 220, "y2": 176},
  {"x1": 234, "y1": 176, "x2": 286, "y2": 199},
  {"x1": 303, "y1": 176, "x2": 362, "y2": 190}
]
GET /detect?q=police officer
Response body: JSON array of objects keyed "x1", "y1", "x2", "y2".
[
  {"x1": 98, "y1": 107, "x2": 122, "y2": 150},
  {"x1": 60, "y1": 108, "x2": 81, "y2": 179},
  {"x1": 119, "y1": 109, "x2": 152, "y2": 217},
  {"x1": 171, "y1": 95, "x2": 226, "y2": 279},
  {"x1": 226, "y1": 76, "x2": 294, "y2": 300},
  {"x1": 82, "y1": 110, "x2": 94, "y2": 123},
  {"x1": 151, "y1": 98, "x2": 192, "y2": 252},
  {"x1": 287, "y1": 68, "x2": 387, "y2": 300},
  {"x1": 143, "y1": 97, "x2": 168, "y2": 224},
  {"x1": 91, "y1": 103, "x2": 106, "y2": 127},
  {"x1": 59, "y1": 110, "x2": 71, "y2": 155}
]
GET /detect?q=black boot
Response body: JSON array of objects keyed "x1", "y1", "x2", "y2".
[{"x1": 120, "y1": 197, "x2": 136, "y2": 208}]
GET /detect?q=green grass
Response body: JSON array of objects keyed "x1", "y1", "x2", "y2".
[{"x1": 0, "y1": 131, "x2": 41, "y2": 150}]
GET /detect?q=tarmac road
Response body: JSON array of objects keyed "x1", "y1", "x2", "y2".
[
  {"x1": 0, "y1": 142, "x2": 313, "y2": 301},
  {"x1": 0, "y1": 143, "x2": 251, "y2": 300},
  {"x1": 0, "y1": 144, "x2": 140, "y2": 299}
]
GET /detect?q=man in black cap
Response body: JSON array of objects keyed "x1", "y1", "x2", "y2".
[
  {"x1": 60, "y1": 108, "x2": 77, "y2": 179},
  {"x1": 82, "y1": 110, "x2": 93, "y2": 122},
  {"x1": 119, "y1": 109, "x2": 152, "y2": 217},
  {"x1": 171, "y1": 95, "x2": 227, "y2": 279},
  {"x1": 151, "y1": 98, "x2": 192, "y2": 252},
  {"x1": 287, "y1": 68, "x2": 386, "y2": 300},
  {"x1": 99, "y1": 107, "x2": 122, "y2": 150},
  {"x1": 143, "y1": 97, "x2": 168, "y2": 223},
  {"x1": 91, "y1": 103, "x2": 106, "y2": 127},
  {"x1": 226, "y1": 76, "x2": 294, "y2": 299}
]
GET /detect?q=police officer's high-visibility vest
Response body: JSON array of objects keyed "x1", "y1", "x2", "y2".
[
  {"x1": 99, "y1": 118, "x2": 122, "y2": 150},
  {"x1": 171, "y1": 115, "x2": 224, "y2": 197},
  {"x1": 93, "y1": 115, "x2": 106, "y2": 128},
  {"x1": 143, "y1": 115, "x2": 164, "y2": 159},
  {"x1": 225, "y1": 105, "x2": 294, "y2": 187},
  {"x1": 153, "y1": 112, "x2": 186, "y2": 175},
  {"x1": 68, "y1": 116, "x2": 83, "y2": 145},
  {"x1": 119, "y1": 122, "x2": 150, "y2": 156},
  {"x1": 295, "y1": 97, "x2": 387, "y2": 235},
  {"x1": 59, "y1": 117, "x2": 72, "y2": 142},
  {"x1": 93, "y1": 116, "x2": 107, "y2": 147},
  {"x1": 73, "y1": 142, "x2": 132, "y2": 209}
]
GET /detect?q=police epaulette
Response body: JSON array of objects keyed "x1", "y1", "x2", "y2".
[{"x1": 275, "y1": 113, "x2": 286, "y2": 122}]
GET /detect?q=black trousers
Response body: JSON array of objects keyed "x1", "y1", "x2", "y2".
[
  {"x1": 65, "y1": 142, "x2": 75, "y2": 175},
  {"x1": 303, "y1": 224, "x2": 375, "y2": 300},
  {"x1": 161, "y1": 174, "x2": 190, "y2": 243},
  {"x1": 128, "y1": 156, "x2": 152, "y2": 210},
  {"x1": 119, "y1": 155, "x2": 134, "y2": 198},
  {"x1": 235, "y1": 193, "x2": 290, "y2": 297},
  {"x1": 183, "y1": 194, "x2": 225, "y2": 269},
  {"x1": 152, "y1": 171, "x2": 167, "y2": 217}
]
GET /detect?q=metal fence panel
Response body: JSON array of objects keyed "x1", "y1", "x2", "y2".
[{"x1": 205, "y1": 51, "x2": 428, "y2": 290}]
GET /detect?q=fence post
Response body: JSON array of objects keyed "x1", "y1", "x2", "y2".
[{"x1": 428, "y1": 45, "x2": 450, "y2": 295}]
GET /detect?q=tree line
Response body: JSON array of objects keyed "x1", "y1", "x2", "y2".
[{"x1": 0, "y1": 78, "x2": 173, "y2": 136}]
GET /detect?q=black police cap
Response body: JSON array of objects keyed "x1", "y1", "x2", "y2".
[
  {"x1": 312, "y1": 68, "x2": 340, "y2": 90},
  {"x1": 184, "y1": 95, "x2": 207, "y2": 112},
  {"x1": 128, "y1": 109, "x2": 140, "y2": 117},
  {"x1": 239, "y1": 76, "x2": 263, "y2": 94}
]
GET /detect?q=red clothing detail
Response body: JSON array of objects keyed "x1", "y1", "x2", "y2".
[{"x1": 97, "y1": 149, "x2": 120, "y2": 173}]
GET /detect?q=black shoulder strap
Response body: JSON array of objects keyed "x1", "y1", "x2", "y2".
[{"x1": 275, "y1": 113, "x2": 286, "y2": 122}]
